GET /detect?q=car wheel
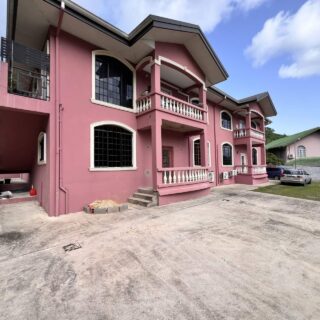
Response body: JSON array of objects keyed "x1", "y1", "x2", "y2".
[{"x1": 308, "y1": 179, "x2": 312, "y2": 184}]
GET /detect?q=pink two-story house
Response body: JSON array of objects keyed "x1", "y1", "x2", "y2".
[{"x1": 0, "y1": 0, "x2": 277, "y2": 216}]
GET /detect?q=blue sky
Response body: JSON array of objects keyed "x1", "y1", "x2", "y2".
[{"x1": 0, "y1": 0, "x2": 319, "y2": 135}]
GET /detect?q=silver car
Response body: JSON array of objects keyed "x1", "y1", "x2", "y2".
[{"x1": 280, "y1": 169, "x2": 312, "y2": 186}]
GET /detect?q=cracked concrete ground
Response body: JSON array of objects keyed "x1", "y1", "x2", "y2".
[{"x1": 1, "y1": 185, "x2": 320, "y2": 320}]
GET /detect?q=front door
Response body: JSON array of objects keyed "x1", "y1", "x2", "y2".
[{"x1": 162, "y1": 147, "x2": 173, "y2": 168}]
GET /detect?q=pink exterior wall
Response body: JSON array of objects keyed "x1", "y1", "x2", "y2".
[
  {"x1": 0, "y1": 27, "x2": 271, "y2": 215},
  {"x1": 155, "y1": 42, "x2": 205, "y2": 80},
  {"x1": 286, "y1": 131, "x2": 320, "y2": 159}
]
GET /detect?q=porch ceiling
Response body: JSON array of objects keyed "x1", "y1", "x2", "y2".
[
  {"x1": 7, "y1": 0, "x2": 228, "y2": 86},
  {"x1": 162, "y1": 120, "x2": 201, "y2": 133}
]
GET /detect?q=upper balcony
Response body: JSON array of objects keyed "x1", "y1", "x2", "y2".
[
  {"x1": 0, "y1": 37, "x2": 50, "y2": 103},
  {"x1": 135, "y1": 55, "x2": 208, "y2": 126}
]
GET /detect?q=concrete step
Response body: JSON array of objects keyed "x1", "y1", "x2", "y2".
[
  {"x1": 128, "y1": 197, "x2": 152, "y2": 207},
  {"x1": 133, "y1": 192, "x2": 154, "y2": 201},
  {"x1": 137, "y1": 187, "x2": 154, "y2": 195}
]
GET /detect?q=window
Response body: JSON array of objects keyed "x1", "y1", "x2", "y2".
[
  {"x1": 251, "y1": 120, "x2": 258, "y2": 129},
  {"x1": 252, "y1": 148, "x2": 258, "y2": 165},
  {"x1": 194, "y1": 139, "x2": 201, "y2": 166},
  {"x1": 190, "y1": 97, "x2": 200, "y2": 106},
  {"x1": 222, "y1": 143, "x2": 233, "y2": 166},
  {"x1": 221, "y1": 111, "x2": 232, "y2": 130},
  {"x1": 37, "y1": 132, "x2": 46, "y2": 165},
  {"x1": 95, "y1": 55, "x2": 133, "y2": 109},
  {"x1": 297, "y1": 145, "x2": 306, "y2": 158},
  {"x1": 91, "y1": 123, "x2": 136, "y2": 170}
]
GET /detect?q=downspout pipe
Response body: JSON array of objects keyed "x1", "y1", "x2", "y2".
[{"x1": 54, "y1": 1, "x2": 68, "y2": 215}]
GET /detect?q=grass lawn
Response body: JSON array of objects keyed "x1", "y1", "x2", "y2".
[
  {"x1": 254, "y1": 182, "x2": 320, "y2": 201},
  {"x1": 286, "y1": 157, "x2": 320, "y2": 167}
]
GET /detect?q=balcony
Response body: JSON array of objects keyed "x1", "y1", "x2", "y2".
[
  {"x1": 0, "y1": 37, "x2": 50, "y2": 101},
  {"x1": 136, "y1": 92, "x2": 207, "y2": 123},
  {"x1": 234, "y1": 128, "x2": 265, "y2": 142},
  {"x1": 235, "y1": 165, "x2": 266, "y2": 175}
]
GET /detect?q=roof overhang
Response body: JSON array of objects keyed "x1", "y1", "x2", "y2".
[
  {"x1": 207, "y1": 86, "x2": 277, "y2": 118},
  {"x1": 7, "y1": 0, "x2": 228, "y2": 86}
]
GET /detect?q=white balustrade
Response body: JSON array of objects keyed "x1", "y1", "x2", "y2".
[
  {"x1": 234, "y1": 129, "x2": 248, "y2": 138},
  {"x1": 160, "y1": 94, "x2": 205, "y2": 121},
  {"x1": 237, "y1": 165, "x2": 248, "y2": 174},
  {"x1": 252, "y1": 166, "x2": 266, "y2": 174},
  {"x1": 136, "y1": 96, "x2": 152, "y2": 113},
  {"x1": 250, "y1": 129, "x2": 264, "y2": 140},
  {"x1": 162, "y1": 168, "x2": 208, "y2": 185}
]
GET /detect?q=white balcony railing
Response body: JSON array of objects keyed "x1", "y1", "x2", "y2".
[
  {"x1": 234, "y1": 128, "x2": 265, "y2": 140},
  {"x1": 160, "y1": 93, "x2": 205, "y2": 121},
  {"x1": 160, "y1": 167, "x2": 208, "y2": 185},
  {"x1": 252, "y1": 166, "x2": 267, "y2": 174},
  {"x1": 236, "y1": 165, "x2": 266, "y2": 175},
  {"x1": 250, "y1": 129, "x2": 264, "y2": 140},
  {"x1": 136, "y1": 95, "x2": 152, "y2": 113}
]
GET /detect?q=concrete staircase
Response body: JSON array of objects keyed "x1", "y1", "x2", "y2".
[{"x1": 128, "y1": 187, "x2": 158, "y2": 207}]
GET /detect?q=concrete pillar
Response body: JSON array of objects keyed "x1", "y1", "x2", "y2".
[
  {"x1": 261, "y1": 144, "x2": 266, "y2": 165},
  {"x1": 247, "y1": 140, "x2": 253, "y2": 174},
  {"x1": 200, "y1": 129, "x2": 208, "y2": 167},
  {"x1": 151, "y1": 61, "x2": 161, "y2": 110},
  {"x1": 151, "y1": 112, "x2": 162, "y2": 190}
]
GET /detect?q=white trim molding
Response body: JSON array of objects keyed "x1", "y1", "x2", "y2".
[
  {"x1": 220, "y1": 110, "x2": 233, "y2": 131},
  {"x1": 37, "y1": 132, "x2": 47, "y2": 165},
  {"x1": 158, "y1": 56, "x2": 206, "y2": 89},
  {"x1": 252, "y1": 147, "x2": 259, "y2": 165},
  {"x1": 91, "y1": 50, "x2": 137, "y2": 112},
  {"x1": 207, "y1": 141, "x2": 211, "y2": 167},
  {"x1": 192, "y1": 136, "x2": 201, "y2": 167},
  {"x1": 90, "y1": 121, "x2": 137, "y2": 171},
  {"x1": 221, "y1": 142, "x2": 234, "y2": 167}
]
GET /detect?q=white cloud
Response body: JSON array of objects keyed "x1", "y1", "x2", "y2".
[
  {"x1": 245, "y1": 0, "x2": 320, "y2": 78},
  {"x1": 74, "y1": 0, "x2": 268, "y2": 33}
]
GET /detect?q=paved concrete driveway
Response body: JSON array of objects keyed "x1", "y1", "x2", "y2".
[{"x1": 1, "y1": 185, "x2": 320, "y2": 320}]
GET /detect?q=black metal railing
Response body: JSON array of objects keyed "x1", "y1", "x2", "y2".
[{"x1": 1, "y1": 37, "x2": 50, "y2": 100}]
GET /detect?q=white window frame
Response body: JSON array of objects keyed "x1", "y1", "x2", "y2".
[
  {"x1": 91, "y1": 50, "x2": 137, "y2": 113},
  {"x1": 37, "y1": 132, "x2": 47, "y2": 165},
  {"x1": 90, "y1": 121, "x2": 137, "y2": 171},
  {"x1": 221, "y1": 142, "x2": 234, "y2": 167},
  {"x1": 190, "y1": 97, "x2": 200, "y2": 106},
  {"x1": 297, "y1": 145, "x2": 306, "y2": 158},
  {"x1": 220, "y1": 110, "x2": 233, "y2": 131},
  {"x1": 207, "y1": 141, "x2": 212, "y2": 167},
  {"x1": 252, "y1": 147, "x2": 259, "y2": 165},
  {"x1": 192, "y1": 136, "x2": 201, "y2": 167}
]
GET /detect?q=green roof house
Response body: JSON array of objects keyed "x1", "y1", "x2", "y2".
[{"x1": 266, "y1": 127, "x2": 320, "y2": 162}]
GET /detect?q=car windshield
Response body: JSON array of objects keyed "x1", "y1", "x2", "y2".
[{"x1": 285, "y1": 169, "x2": 304, "y2": 175}]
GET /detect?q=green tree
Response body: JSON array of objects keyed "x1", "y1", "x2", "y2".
[{"x1": 265, "y1": 127, "x2": 286, "y2": 144}]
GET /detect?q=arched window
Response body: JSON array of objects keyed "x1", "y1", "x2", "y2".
[
  {"x1": 252, "y1": 148, "x2": 258, "y2": 165},
  {"x1": 194, "y1": 139, "x2": 201, "y2": 166},
  {"x1": 37, "y1": 132, "x2": 46, "y2": 165},
  {"x1": 222, "y1": 143, "x2": 233, "y2": 166},
  {"x1": 190, "y1": 97, "x2": 200, "y2": 106},
  {"x1": 297, "y1": 145, "x2": 306, "y2": 158},
  {"x1": 221, "y1": 111, "x2": 232, "y2": 130},
  {"x1": 91, "y1": 122, "x2": 136, "y2": 170},
  {"x1": 94, "y1": 54, "x2": 133, "y2": 109}
]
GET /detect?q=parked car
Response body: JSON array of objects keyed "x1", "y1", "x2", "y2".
[
  {"x1": 266, "y1": 166, "x2": 285, "y2": 180},
  {"x1": 280, "y1": 169, "x2": 312, "y2": 186}
]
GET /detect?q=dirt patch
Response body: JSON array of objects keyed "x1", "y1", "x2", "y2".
[{"x1": 0, "y1": 231, "x2": 24, "y2": 242}]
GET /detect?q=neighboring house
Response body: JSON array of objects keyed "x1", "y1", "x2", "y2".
[
  {"x1": 0, "y1": 0, "x2": 277, "y2": 216},
  {"x1": 266, "y1": 127, "x2": 320, "y2": 162}
]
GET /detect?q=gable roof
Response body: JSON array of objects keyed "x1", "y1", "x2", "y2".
[
  {"x1": 7, "y1": 0, "x2": 228, "y2": 86},
  {"x1": 266, "y1": 127, "x2": 320, "y2": 150},
  {"x1": 207, "y1": 86, "x2": 277, "y2": 118}
]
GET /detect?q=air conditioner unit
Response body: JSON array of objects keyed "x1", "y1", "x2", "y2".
[
  {"x1": 223, "y1": 172, "x2": 229, "y2": 180},
  {"x1": 232, "y1": 170, "x2": 238, "y2": 176},
  {"x1": 208, "y1": 171, "x2": 214, "y2": 182},
  {"x1": 288, "y1": 154, "x2": 294, "y2": 159}
]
